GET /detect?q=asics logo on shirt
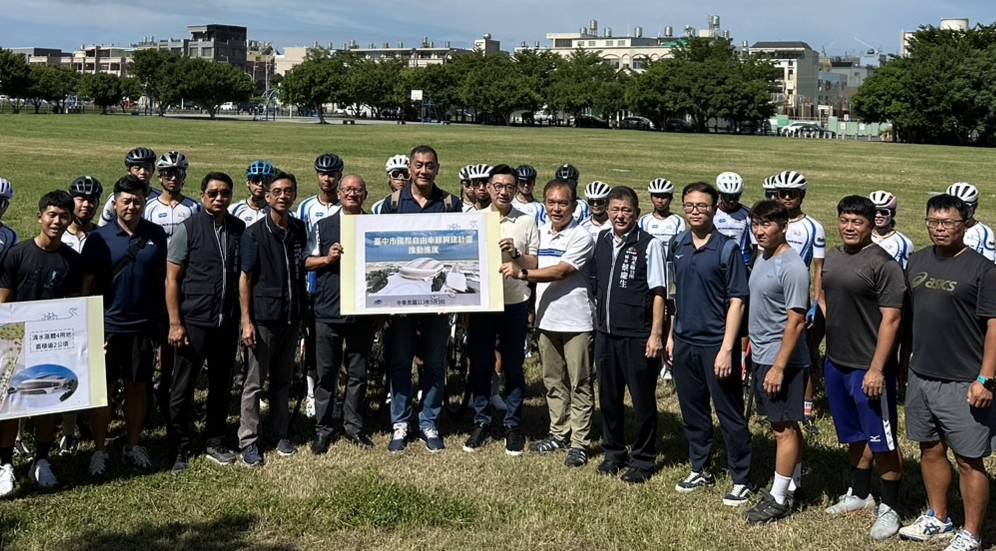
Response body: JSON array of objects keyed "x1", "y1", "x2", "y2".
[{"x1": 910, "y1": 272, "x2": 958, "y2": 292}]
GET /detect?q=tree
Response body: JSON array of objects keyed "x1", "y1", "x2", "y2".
[
  {"x1": 345, "y1": 58, "x2": 405, "y2": 118},
  {"x1": 460, "y1": 53, "x2": 529, "y2": 124},
  {"x1": 0, "y1": 49, "x2": 31, "y2": 113},
  {"x1": 80, "y1": 73, "x2": 123, "y2": 114},
  {"x1": 511, "y1": 50, "x2": 560, "y2": 123},
  {"x1": 280, "y1": 56, "x2": 347, "y2": 123},
  {"x1": 119, "y1": 76, "x2": 143, "y2": 110},
  {"x1": 25, "y1": 65, "x2": 77, "y2": 113},
  {"x1": 180, "y1": 58, "x2": 255, "y2": 118},
  {"x1": 550, "y1": 49, "x2": 616, "y2": 123},
  {"x1": 132, "y1": 49, "x2": 186, "y2": 115}
]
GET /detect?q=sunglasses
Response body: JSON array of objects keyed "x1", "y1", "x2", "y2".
[
  {"x1": 248, "y1": 176, "x2": 271, "y2": 184},
  {"x1": 777, "y1": 190, "x2": 801, "y2": 199},
  {"x1": 764, "y1": 191, "x2": 778, "y2": 200},
  {"x1": 204, "y1": 189, "x2": 233, "y2": 198},
  {"x1": 160, "y1": 169, "x2": 184, "y2": 180},
  {"x1": 388, "y1": 169, "x2": 409, "y2": 180},
  {"x1": 876, "y1": 209, "x2": 893, "y2": 217},
  {"x1": 720, "y1": 193, "x2": 742, "y2": 202},
  {"x1": 587, "y1": 198, "x2": 607, "y2": 206}
]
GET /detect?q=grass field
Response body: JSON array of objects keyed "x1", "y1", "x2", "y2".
[{"x1": 0, "y1": 115, "x2": 994, "y2": 551}]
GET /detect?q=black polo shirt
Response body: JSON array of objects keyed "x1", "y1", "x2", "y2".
[
  {"x1": 669, "y1": 228, "x2": 749, "y2": 346},
  {"x1": 377, "y1": 183, "x2": 462, "y2": 214}
]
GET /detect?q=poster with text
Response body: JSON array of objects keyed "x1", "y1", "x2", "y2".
[
  {"x1": 0, "y1": 296, "x2": 107, "y2": 421},
  {"x1": 341, "y1": 212, "x2": 504, "y2": 315}
]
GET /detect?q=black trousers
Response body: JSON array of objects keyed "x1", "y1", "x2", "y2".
[
  {"x1": 595, "y1": 332, "x2": 659, "y2": 471},
  {"x1": 672, "y1": 340, "x2": 752, "y2": 485},
  {"x1": 169, "y1": 322, "x2": 238, "y2": 455},
  {"x1": 314, "y1": 320, "x2": 372, "y2": 437}
]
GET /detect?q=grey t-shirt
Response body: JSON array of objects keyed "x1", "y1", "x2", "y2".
[
  {"x1": 166, "y1": 220, "x2": 228, "y2": 266},
  {"x1": 748, "y1": 248, "x2": 811, "y2": 366}
]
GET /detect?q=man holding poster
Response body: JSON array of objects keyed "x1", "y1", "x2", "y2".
[
  {"x1": 463, "y1": 165, "x2": 538, "y2": 456},
  {"x1": 0, "y1": 191, "x2": 82, "y2": 495},
  {"x1": 377, "y1": 145, "x2": 462, "y2": 454}
]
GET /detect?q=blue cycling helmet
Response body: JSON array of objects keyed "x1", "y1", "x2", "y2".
[{"x1": 246, "y1": 160, "x2": 276, "y2": 180}]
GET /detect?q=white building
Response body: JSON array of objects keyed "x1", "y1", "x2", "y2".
[
  {"x1": 748, "y1": 41, "x2": 819, "y2": 117},
  {"x1": 901, "y1": 17, "x2": 970, "y2": 57},
  {"x1": 68, "y1": 45, "x2": 134, "y2": 76}
]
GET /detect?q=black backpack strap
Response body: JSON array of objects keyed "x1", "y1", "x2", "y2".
[
  {"x1": 111, "y1": 234, "x2": 151, "y2": 281},
  {"x1": 390, "y1": 190, "x2": 401, "y2": 212}
]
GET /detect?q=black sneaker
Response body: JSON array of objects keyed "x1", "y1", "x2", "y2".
[
  {"x1": 723, "y1": 484, "x2": 754, "y2": 506},
  {"x1": 205, "y1": 444, "x2": 237, "y2": 466},
  {"x1": 564, "y1": 448, "x2": 588, "y2": 468},
  {"x1": 621, "y1": 467, "x2": 654, "y2": 485},
  {"x1": 529, "y1": 435, "x2": 569, "y2": 454},
  {"x1": 388, "y1": 424, "x2": 409, "y2": 454},
  {"x1": 242, "y1": 444, "x2": 264, "y2": 467},
  {"x1": 345, "y1": 432, "x2": 374, "y2": 449},
  {"x1": 746, "y1": 489, "x2": 791, "y2": 524},
  {"x1": 675, "y1": 471, "x2": 716, "y2": 493},
  {"x1": 420, "y1": 426, "x2": 445, "y2": 453},
  {"x1": 462, "y1": 423, "x2": 491, "y2": 453},
  {"x1": 170, "y1": 453, "x2": 189, "y2": 474},
  {"x1": 504, "y1": 427, "x2": 525, "y2": 457},
  {"x1": 597, "y1": 459, "x2": 626, "y2": 477},
  {"x1": 276, "y1": 439, "x2": 297, "y2": 457},
  {"x1": 311, "y1": 432, "x2": 334, "y2": 455}
]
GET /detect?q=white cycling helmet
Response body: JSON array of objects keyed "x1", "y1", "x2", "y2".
[
  {"x1": 715, "y1": 172, "x2": 744, "y2": 195},
  {"x1": 584, "y1": 181, "x2": 610, "y2": 201},
  {"x1": 869, "y1": 190, "x2": 898, "y2": 210},
  {"x1": 773, "y1": 170, "x2": 807, "y2": 191},
  {"x1": 0, "y1": 178, "x2": 13, "y2": 201},
  {"x1": 648, "y1": 178, "x2": 674, "y2": 195},
  {"x1": 459, "y1": 164, "x2": 492, "y2": 181},
  {"x1": 385, "y1": 154, "x2": 410, "y2": 173},
  {"x1": 157, "y1": 151, "x2": 189, "y2": 172},
  {"x1": 946, "y1": 182, "x2": 979, "y2": 205}
]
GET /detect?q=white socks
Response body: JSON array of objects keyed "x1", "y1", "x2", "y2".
[
  {"x1": 306, "y1": 375, "x2": 315, "y2": 398},
  {"x1": 771, "y1": 473, "x2": 792, "y2": 505}
]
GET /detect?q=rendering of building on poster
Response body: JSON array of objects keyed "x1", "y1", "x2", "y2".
[
  {"x1": 340, "y1": 212, "x2": 505, "y2": 315},
  {"x1": 0, "y1": 296, "x2": 107, "y2": 421}
]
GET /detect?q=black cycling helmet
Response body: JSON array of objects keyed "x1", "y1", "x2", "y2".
[
  {"x1": 69, "y1": 175, "x2": 103, "y2": 200},
  {"x1": 555, "y1": 163, "x2": 579, "y2": 183},
  {"x1": 515, "y1": 164, "x2": 537, "y2": 183},
  {"x1": 314, "y1": 153, "x2": 344, "y2": 174},
  {"x1": 125, "y1": 147, "x2": 157, "y2": 167}
]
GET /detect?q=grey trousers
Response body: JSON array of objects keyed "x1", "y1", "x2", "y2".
[{"x1": 238, "y1": 322, "x2": 297, "y2": 449}]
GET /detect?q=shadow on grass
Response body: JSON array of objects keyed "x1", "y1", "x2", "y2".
[{"x1": 50, "y1": 513, "x2": 288, "y2": 551}]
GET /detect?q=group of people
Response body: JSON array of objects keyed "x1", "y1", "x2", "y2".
[{"x1": 0, "y1": 144, "x2": 992, "y2": 551}]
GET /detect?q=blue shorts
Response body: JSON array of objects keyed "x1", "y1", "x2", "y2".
[{"x1": 824, "y1": 359, "x2": 898, "y2": 454}]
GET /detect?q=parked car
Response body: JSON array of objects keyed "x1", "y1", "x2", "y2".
[
  {"x1": 619, "y1": 116, "x2": 655, "y2": 131},
  {"x1": 573, "y1": 115, "x2": 609, "y2": 128},
  {"x1": 665, "y1": 119, "x2": 691, "y2": 132},
  {"x1": 783, "y1": 123, "x2": 836, "y2": 138}
]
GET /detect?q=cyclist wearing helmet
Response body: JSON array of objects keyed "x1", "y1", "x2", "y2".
[
  {"x1": 638, "y1": 178, "x2": 686, "y2": 257},
  {"x1": 548, "y1": 164, "x2": 590, "y2": 224},
  {"x1": 145, "y1": 151, "x2": 202, "y2": 239},
  {"x1": 99, "y1": 147, "x2": 160, "y2": 226},
  {"x1": 580, "y1": 181, "x2": 611, "y2": 239},
  {"x1": 0, "y1": 178, "x2": 17, "y2": 264},
  {"x1": 868, "y1": 190, "x2": 915, "y2": 269},
  {"x1": 762, "y1": 176, "x2": 778, "y2": 201},
  {"x1": 459, "y1": 164, "x2": 492, "y2": 212},
  {"x1": 715, "y1": 172, "x2": 755, "y2": 267},
  {"x1": 946, "y1": 182, "x2": 995, "y2": 262},
  {"x1": 772, "y1": 170, "x2": 826, "y2": 434},
  {"x1": 230, "y1": 161, "x2": 274, "y2": 226},
  {"x1": 299, "y1": 153, "x2": 345, "y2": 417},
  {"x1": 512, "y1": 164, "x2": 544, "y2": 224},
  {"x1": 64, "y1": 176, "x2": 103, "y2": 253},
  {"x1": 371, "y1": 155, "x2": 410, "y2": 215}
]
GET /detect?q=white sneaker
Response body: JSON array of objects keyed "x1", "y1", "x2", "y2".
[
  {"x1": 825, "y1": 487, "x2": 876, "y2": 516},
  {"x1": 29, "y1": 458, "x2": 58, "y2": 489},
  {"x1": 304, "y1": 395, "x2": 316, "y2": 419},
  {"x1": 123, "y1": 445, "x2": 153, "y2": 471},
  {"x1": 0, "y1": 463, "x2": 16, "y2": 497},
  {"x1": 899, "y1": 511, "x2": 955, "y2": 542},
  {"x1": 89, "y1": 450, "x2": 110, "y2": 478},
  {"x1": 869, "y1": 504, "x2": 901, "y2": 541},
  {"x1": 944, "y1": 530, "x2": 981, "y2": 551}
]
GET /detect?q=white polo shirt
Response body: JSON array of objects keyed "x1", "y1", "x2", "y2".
[
  {"x1": 535, "y1": 221, "x2": 594, "y2": 332},
  {"x1": 492, "y1": 204, "x2": 539, "y2": 305}
]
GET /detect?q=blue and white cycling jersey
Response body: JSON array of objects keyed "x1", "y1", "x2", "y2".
[
  {"x1": 511, "y1": 197, "x2": 545, "y2": 225},
  {"x1": 144, "y1": 195, "x2": 201, "y2": 239},
  {"x1": 228, "y1": 199, "x2": 268, "y2": 227},
  {"x1": 638, "y1": 212, "x2": 686, "y2": 257},
  {"x1": 714, "y1": 206, "x2": 755, "y2": 266},
  {"x1": 963, "y1": 221, "x2": 996, "y2": 262},
  {"x1": 297, "y1": 195, "x2": 341, "y2": 293},
  {"x1": 786, "y1": 214, "x2": 826, "y2": 268},
  {"x1": 872, "y1": 230, "x2": 915, "y2": 269},
  {"x1": 98, "y1": 187, "x2": 161, "y2": 226},
  {"x1": 579, "y1": 216, "x2": 611, "y2": 241}
]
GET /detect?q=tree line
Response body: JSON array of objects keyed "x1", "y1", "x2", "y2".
[{"x1": 853, "y1": 23, "x2": 996, "y2": 146}]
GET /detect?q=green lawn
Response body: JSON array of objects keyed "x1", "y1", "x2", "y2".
[{"x1": 0, "y1": 114, "x2": 993, "y2": 551}]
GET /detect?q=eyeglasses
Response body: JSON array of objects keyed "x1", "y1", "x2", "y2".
[
  {"x1": 340, "y1": 187, "x2": 365, "y2": 196},
  {"x1": 490, "y1": 184, "x2": 517, "y2": 193},
  {"x1": 268, "y1": 188, "x2": 295, "y2": 197},
  {"x1": 777, "y1": 190, "x2": 801, "y2": 200},
  {"x1": 925, "y1": 218, "x2": 964, "y2": 229},
  {"x1": 388, "y1": 169, "x2": 409, "y2": 180},
  {"x1": 587, "y1": 199, "x2": 607, "y2": 206},
  {"x1": 204, "y1": 189, "x2": 233, "y2": 199},
  {"x1": 876, "y1": 209, "x2": 893, "y2": 217},
  {"x1": 682, "y1": 202, "x2": 712, "y2": 213}
]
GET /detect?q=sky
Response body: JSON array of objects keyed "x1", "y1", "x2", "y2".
[{"x1": 0, "y1": 0, "x2": 992, "y2": 57}]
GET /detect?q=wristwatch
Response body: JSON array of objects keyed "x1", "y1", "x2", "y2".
[
  {"x1": 978, "y1": 375, "x2": 996, "y2": 392},
  {"x1": 519, "y1": 268, "x2": 528, "y2": 280}
]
